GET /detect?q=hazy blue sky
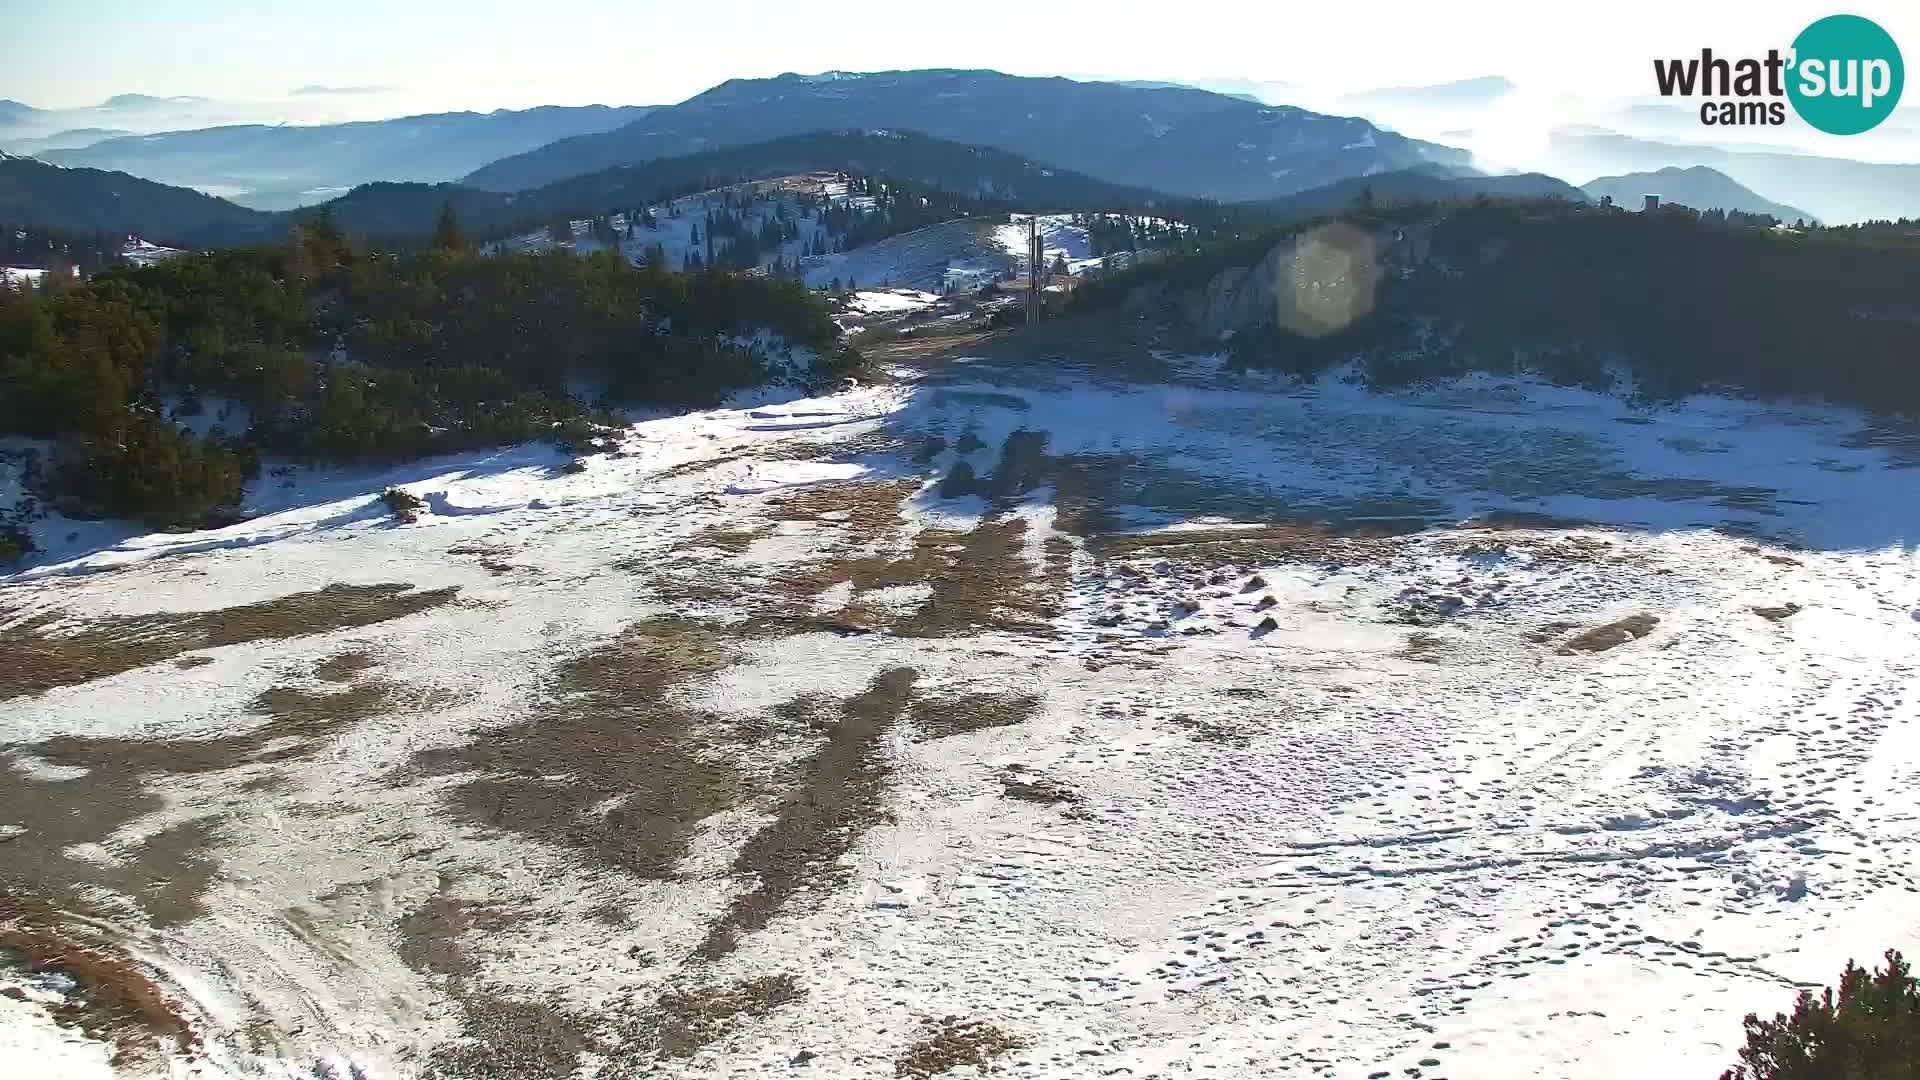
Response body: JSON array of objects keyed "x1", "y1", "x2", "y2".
[{"x1": 2, "y1": 0, "x2": 1913, "y2": 121}]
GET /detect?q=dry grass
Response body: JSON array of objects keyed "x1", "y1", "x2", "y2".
[
  {"x1": 653, "y1": 974, "x2": 806, "y2": 1059},
  {"x1": 1454, "y1": 511, "x2": 1600, "y2": 532},
  {"x1": 313, "y1": 650, "x2": 377, "y2": 683},
  {"x1": 428, "y1": 994, "x2": 590, "y2": 1079},
  {"x1": 1093, "y1": 524, "x2": 1410, "y2": 570},
  {"x1": 411, "y1": 618, "x2": 748, "y2": 882},
  {"x1": 395, "y1": 888, "x2": 598, "y2": 1079},
  {"x1": 894, "y1": 518, "x2": 1067, "y2": 639},
  {"x1": 448, "y1": 542, "x2": 517, "y2": 576},
  {"x1": 695, "y1": 668, "x2": 918, "y2": 960},
  {"x1": 910, "y1": 691, "x2": 1042, "y2": 741},
  {"x1": 0, "y1": 582, "x2": 457, "y2": 700},
  {"x1": 859, "y1": 332, "x2": 994, "y2": 365},
  {"x1": 895, "y1": 1016, "x2": 1027, "y2": 1078},
  {"x1": 1403, "y1": 632, "x2": 1447, "y2": 663},
  {"x1": 649, "y1": 451, "x2": 751, "y2": 481},
  {"x1": 1557, "y1": 613, "x2": 1660, "y2": 654},
  {"x1": 1752, "y1": 603, "x2": 1803, "y2": 621},
  {"x1": 770, "y1": 477, "x2": 923, "y2": 546},
  {"x1": 1000, "y1": 770, "x2": 1078, "y2": 805},
  {"x1": 1525, "y1": 535, "x2": 1637, "y2": 566},
  {"x1": 767, "y1": 515, "x2": 1069, "y2": 640},
  {"x1": 0, "y1": 904, "x2": 199, "y2": 1068},
  {"x1": 1167, "y1": 712, "x2": 1253, "y2": 747},
  {"x1": 1524, "y1": 620, "x2": 1583, "y2": 644},
  {"x1": 678, "y1": 523, "x2": 775, "y2": 554},
  {"x1": 3, "y1": 651, "x2": 414, "y2": 930}
]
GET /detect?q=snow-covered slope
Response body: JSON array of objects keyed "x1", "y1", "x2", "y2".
[
  {"x1": 492, "y1": 173, "x2": 875, "y2": 274},
  {"x1": 3, "y1": 355, "x2": 1917, "y2": 1079},
  {"x1": 494, "y1": 174, "x2": 1020, "y2": 294}
]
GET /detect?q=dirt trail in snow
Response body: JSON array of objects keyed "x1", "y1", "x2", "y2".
[{"x1": 2, "y1": 355, "x2": 1917, "y2": 1079}]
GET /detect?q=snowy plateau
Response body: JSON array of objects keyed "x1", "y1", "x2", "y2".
[{"x1": 2, "y1": 348, "x2": 1919, "y2": 1080}]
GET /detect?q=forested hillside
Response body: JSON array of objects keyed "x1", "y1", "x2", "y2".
[
  {"x1": 1075, "y1": 200, "x2": 1920, "y2": 413},
  {"x1": 1236, "y1": 167, "x2": 1586, "y2": 219},
  {"x1": 0, "y1": 154, "x2": 268, "y2": 244},
  {"x1": 309, "y1": 131, "x2": 1188, "y2": 247},
  {"x1": 0, "y1": 219, "x2": 848, "y2": 542},
  {"x1": 2, "y1": 131, "x2": 1207, "y2": 252}
]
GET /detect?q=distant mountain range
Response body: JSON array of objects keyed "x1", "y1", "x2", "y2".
[
  {"x1": 1581, "y1": 166, "x2": 1815, "y2": 224},
  {"x1": 1237, "y1": 165, "x2": 1585, "y2": 218},
  {"x1": 1339, "y1": 76, "x2": 1516, "y2": 111},
  {"x1": 4, "y1": 128, "x2": 136, "y2": 155},
  {"x1": 1549, "y1": 129, "x2": 1920, "y2": 225},
  {"x1": 0, "y1": 131, "x2": 1181, "y2": 247},
  {"x1": 35, "y1": 105, "x2": 657, "y2": 210},
  {"x1": 310, "y1": 130, "x2": 1179, "y2": 239},
  {"x1": 0, "y1": 94, "x2": 267, "y2": 150},
  {"x1": 463, "y1": 69, "x2": 1468, "y2": 200}
]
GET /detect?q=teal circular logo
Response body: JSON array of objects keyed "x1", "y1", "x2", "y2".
[{"x1": 1788, "y1": 14, "x2": 1904, "y2": 135}]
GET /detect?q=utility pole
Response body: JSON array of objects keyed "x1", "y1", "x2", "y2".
[{"x1": 1026, "y1": 215, "x2": 1040, "y2": 326}]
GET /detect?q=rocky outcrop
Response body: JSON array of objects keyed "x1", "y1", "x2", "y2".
[{"x1": 1172, "y1": 222, "x2": 1392, "y2": 339}]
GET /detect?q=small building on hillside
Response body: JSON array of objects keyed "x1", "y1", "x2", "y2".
[{"x1": 1643, "y1": 194, "x2": 1662, "y2": 212}]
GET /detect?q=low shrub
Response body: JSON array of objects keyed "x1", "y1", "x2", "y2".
[{"x1": 1720, "y1": 949, "x2": 1920, "y2": 1079}]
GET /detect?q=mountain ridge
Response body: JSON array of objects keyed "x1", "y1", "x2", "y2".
[
  {"x1": 1581, "y1": 165, "x2": 1815, "y2": 223},
  {"x1": 463, "y1": 68, "x2": 1467, "y2": 201},
  {"x1": 37, "y1": 104, "x2": 659, "y2": 210}
]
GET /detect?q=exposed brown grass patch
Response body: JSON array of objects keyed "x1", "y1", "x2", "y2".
[
  {"x1": 771, "y1": 477, "x2": 923, "y2": 547},
  {"x1": 398, "y1": 887, "x2": 596, "y2": 1079},
  {"x1": 860, "y1": 332, "x2": 993, "y2": 365},
  {"x1": 679, "y1": 523, "x2": 775, "y2": 554},
  {"x1": 448, "y1": 542, "x2": 518, "y2": 575},
  {"x1": 5, "y1": 674, "x2": 417, "y2": 929},
  {"x1": 696, "y1": 668, "x2": 917, "y2": 960},
  {"x1": 1752, "y1": 603, "x2": 1803, "y2": 621},
  {"x1": 0, "y1": 904, "x2": 199, "y2": 1068},
  {"x1": 1526, "y1": 535, "x2": 1636, "y2": 566},
  {"x1": 653, "y1": 974, "x2": 806, "y2": 1059},
  {"x1": 1403, "y1": 632, "x2": 1446, "y2": 663},
  {"x1": 1741, "y1": 544, "x2": 1804, "y2": 568},
  {"x1": 1000, "y1": 769, "x2": 1078, "y2": 805},
  {"x1": 411, "y1": 618, "x2": 748, "y2": 881},
  {"x1": 173, "y1": 655, "x2": 215, "y2": 670},
  {"x1": 767, "y1": 516, "x2": 1069, "y2": 640},
  {"x1": 910, "y1": 691, "x2": 1042, "y2": 741},
  {"x1": 1454, "y1": 511, "x2": 1600, "y2": 532},
  {"x1": 0, "y1": 582, "x2": 457, "y2": 700},
  {"x1": 313, "y1": 650, "x2": 377, "y2": 683},
  {"x1": 428, "y1": 991, "x2": 591, "y2": 1079},
  {"x1": 1525, "y1": 620, "x2": 1583, "y2": 645},
  {"x1": 895, "y1": 1016, "x2": 1027, "y2": 1078},
  {"x1": 894, "y1": 518, "x2": 1064, "y2": 638},
  {"x1": 1557, "y1": 613, "x2": 1660, "y2": 654},
  {"x1": 650, "y1": 451, "x2": 751, "y2": 481}
]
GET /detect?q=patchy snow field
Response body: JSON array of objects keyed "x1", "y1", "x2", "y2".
[
  {"x1": 993, "y1": 214, "x2": 1186, "y2": 277},
  {"x1": 495, "y1": 174, "x2": 877, "y2": 277},
  {"x1": 2, "y1": 356, "x2": 1918, "y2": 1079}
]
